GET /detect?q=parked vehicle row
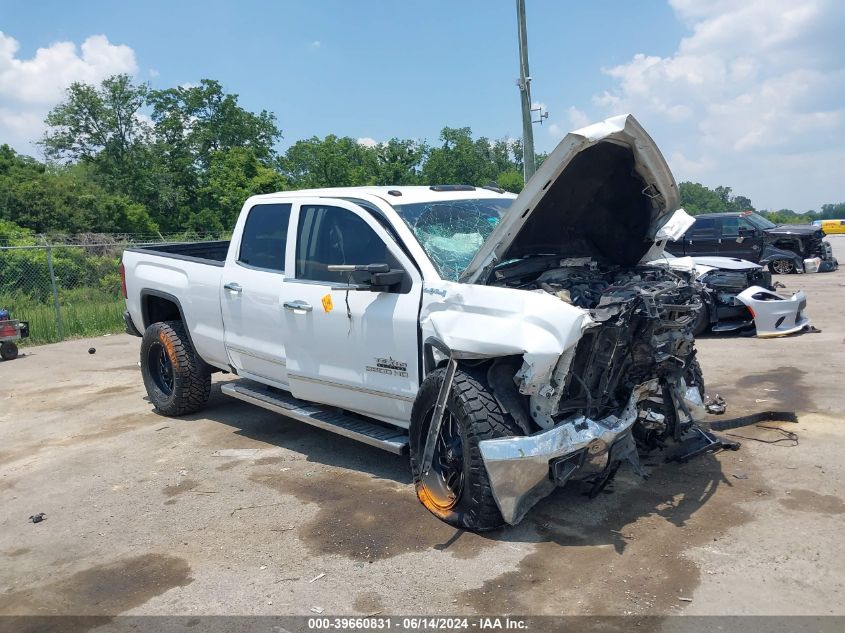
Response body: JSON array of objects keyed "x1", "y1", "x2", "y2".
[{"x1": 665, "y1": 211, "x2": 838, "y2": 274}]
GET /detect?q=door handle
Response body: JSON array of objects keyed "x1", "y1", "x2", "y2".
[
  {"x1": 283, "y1": 300, "x2": 313, "y2": 313},
  {"x1": 224, "y1": 282, "x2": 242, "y2": 293}
]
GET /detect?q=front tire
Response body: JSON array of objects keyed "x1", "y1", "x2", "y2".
[
  {"x1": 769, "y1": 259, "x2": 795, "y2": 274},
  {"x1": 140, "y1": 321, "x2": 211, "y2": 416},
  {"x1": 409, "y1": 366, "x2": 522, "y2": 531}
]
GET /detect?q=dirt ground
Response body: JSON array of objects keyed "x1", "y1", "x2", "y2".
[{"x1": 1, "y1": 237, "x2": 843, "y2": 620}]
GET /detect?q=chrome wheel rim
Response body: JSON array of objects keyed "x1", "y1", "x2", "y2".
[{"x1": 772, "y1": 259, "x2": 793, "y2": 274}]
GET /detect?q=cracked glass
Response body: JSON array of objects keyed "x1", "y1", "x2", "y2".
[{"x1": 393, "y1": 198, "x2": 513, "y2": 280}]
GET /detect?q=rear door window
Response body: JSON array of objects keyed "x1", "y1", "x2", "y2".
[
  {"x1": 687, "y1": 217, "x2": 716, "y2": 238},
  {"x1": 238, "y1": 203, "x2": 292, "y2": 272}
]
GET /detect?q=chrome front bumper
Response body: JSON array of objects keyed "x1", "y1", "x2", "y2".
[{"x1": 479, "y1": 380, "x2": 707, "y2": 525}]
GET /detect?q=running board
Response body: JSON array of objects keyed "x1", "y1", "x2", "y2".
[{"x1": 221, "y1": 380, "x2": 409, "y2": 455}]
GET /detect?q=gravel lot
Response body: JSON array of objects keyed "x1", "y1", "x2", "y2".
[{"x1": 1, "y1": 237, "x2": 843, "y2": 619}]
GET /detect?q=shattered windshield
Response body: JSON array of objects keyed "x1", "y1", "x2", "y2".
[{"x1": 393, "y1": 198, "x2": 513, "y2": 280}]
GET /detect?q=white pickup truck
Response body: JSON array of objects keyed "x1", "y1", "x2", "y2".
[{"x1": 122, "y1": 114, "x2": 722, "y2": 531}]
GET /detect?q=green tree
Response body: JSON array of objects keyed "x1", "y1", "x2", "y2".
[
  {"x1": 0, "y1": 144, "x2": 158, "y2": 234},
  {"x1": 820, "y1": 202, "x2": 845, "y2": 219},
  {"x1": 372, "y1": 138, "x2": 427, "y2": 185},
  {"x1": 148, "y1": 79, "x2": 281, "y2": 167},
  {"x1": 497, "y1": 170, "x2": 524, "y2": 193},
  {"x1": 196, "y1": 147, "x2": 288, "y2": 230},
  {"x1": 678, "y1": 182, "x2": 729, "y2": 215},
  {"x1": 41, "y1": 75, "x2": 150, "y2": 189},
  {"x1": 422, "y1": 127, "x2": 520, "y2": 186},
  {"x1": 279, "y1": 135, "x2": 378, "y2": 188}
]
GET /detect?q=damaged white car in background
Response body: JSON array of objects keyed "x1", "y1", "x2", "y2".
[{"x1": 651, "y1": 253, "x2": 813, "y2": 338}]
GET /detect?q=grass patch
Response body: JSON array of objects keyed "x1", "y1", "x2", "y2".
[{"x1": 0, "y1": 288, "x2": 125, "y2": 345}]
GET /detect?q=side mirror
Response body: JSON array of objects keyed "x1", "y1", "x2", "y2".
[
  {"x1": 327, "y1": 263, "x2": 405, "y2": 292},
  {"x1": 368, "y1": 269, "x2": 405, "y2": 292}
]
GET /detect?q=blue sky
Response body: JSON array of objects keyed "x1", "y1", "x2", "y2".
[{"x1": 1, "y1": 1, "x2": 843, "y2": 210}]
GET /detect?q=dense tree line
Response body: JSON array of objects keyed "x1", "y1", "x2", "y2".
[
  {"x1": 0, "y1": 74, "x2": 841, "y2": 240},
  {"x1": 678, "y1": 181, "x2": 845, "y2": 224},
  {"x1": 0, "y1": 75, "x2": 529, "y2": 239}
]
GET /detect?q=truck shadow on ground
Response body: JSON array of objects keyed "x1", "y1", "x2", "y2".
[{"x1": 187, "y1": 383, "x2": 749, "y2": 571}]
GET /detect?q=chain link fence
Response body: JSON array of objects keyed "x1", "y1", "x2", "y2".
[{"x1": 0, "y1": 233, "x2": 227, "y2": 345}]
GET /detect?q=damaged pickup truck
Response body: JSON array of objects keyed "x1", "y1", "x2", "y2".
[
  {"x1": 122, "y1": 114, "x2": 727, "y2": 531},
  {"x1": 665, "y1": 211, "x2": 838, "y2": 274}
]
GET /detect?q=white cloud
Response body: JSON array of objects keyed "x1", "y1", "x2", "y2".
[
  {"x1": 0, "y1": 31, "x2": 138, "y2": 154},
  {"x1": 356, "y1": 137, "x2": 378, "y2": 148},
  {"x1": 566, "y1": 106, "x2": 590, "y2": 129},
  {"x1": 576, "y1": 0, "x2": 845, "y2": 210}
]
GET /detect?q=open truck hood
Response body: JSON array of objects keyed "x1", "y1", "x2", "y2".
[{"x1": 461, "y1": 114, "x2": 686, "y2": 284}]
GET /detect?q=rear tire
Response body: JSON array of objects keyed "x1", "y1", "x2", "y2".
[
  {"x1": 0, "y1": 341, "x2": 18, "y2": 361},
  {"x1": 409, "y1": 365, "x2": 522, "y2": 531},
  {"x1": 140, "y1": 321, "x2": 211, "y2": 416}
]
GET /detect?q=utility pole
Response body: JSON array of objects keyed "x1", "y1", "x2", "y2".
[{"x1": 516, "y1": 0, "x2": 536, "y2": 182}]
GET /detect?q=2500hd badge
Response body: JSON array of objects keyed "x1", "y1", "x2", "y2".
[{"x1": 366, "y1": 356, "x2": 409, "y2": 377}]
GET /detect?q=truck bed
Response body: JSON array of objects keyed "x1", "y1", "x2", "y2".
[{"x1": 126, "y1": 240, "x2": 230, "y2": 266}]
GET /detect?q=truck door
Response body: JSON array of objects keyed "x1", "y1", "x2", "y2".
[
  {"x1": 683, "y1": 217, "x2": 719, "y2": 255},
  {"x1": 220, "y1": 202, "x2": 293, "y2": 387},
  {"x1": 279, "y1": 199, "x2": 422, "y2": 427},
  {"x1": 718, "y1": 215, "x2": 762, "y2": 260}
]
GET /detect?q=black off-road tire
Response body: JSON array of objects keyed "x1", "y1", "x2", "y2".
[
  {"x1": 409, "y1": 365, "x2": 522, "y2": 531},
  {"x1": 0, "y1": 341, "x2": 18, "y2": 361},
  {"x1": 140, "y1": 321, "x2": 211, "y2": 416}
]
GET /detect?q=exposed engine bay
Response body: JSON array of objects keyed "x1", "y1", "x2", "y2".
[
  {"x1": 476, "y1": 257, "x2": 733, "y2": 523},
  {"x1": 490, "y1": 258, "x2": 705, "y2": 439}
]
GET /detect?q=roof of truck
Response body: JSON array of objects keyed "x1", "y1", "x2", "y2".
[
  {"x1": 248, "y1": 185, "x2": 515, "y2": 207},
  {"x1": 693, "y1": 211, "x2": 753, "y2": 219}
]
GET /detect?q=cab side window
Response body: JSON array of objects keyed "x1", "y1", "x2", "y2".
[
  {"x1": 687, "y1": 217, "x2": 716, "y2": 238},
  {"x1": 296, "y1": 205, "x2": 403, "y2": 286},
  {"x1": 737, "y1": 217, "x2": 756, "y2": 233},
  {"x1": 238, "y1": 203, "x2": 292, "y2": 272}
]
